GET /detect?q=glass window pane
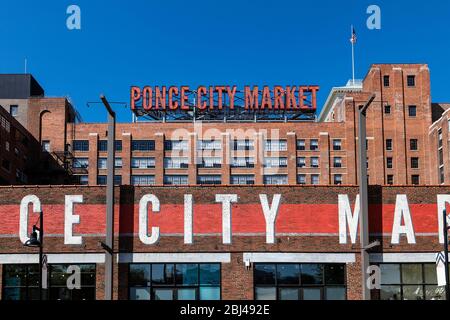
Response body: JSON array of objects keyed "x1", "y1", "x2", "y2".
[
  {"x1": 199, "y1": 264, "x2": 220, "y2": 286},
  {"x1": 301, "y1": 264, "x2": 324, "y2": 285},
  {"x1": 129, "y1": 264, "x2": 151, "y2": 286},
  {"x1": 325, "y1": 287, "x2": 346, "y2": 300},
  {"x1": 3, "y1": 265, "x2": 27, "y2": 287},
  {"x1": 177, "y1": 288, "x2": 196, "y2": 300},
  {"x1": 276, "y1": 264, "x2": 300, "y2": 285},
  {"x1": 325, "y1": 265, "x2": 345, "y2": 285},
  {"x1": 3, "y1": 287, "x2": 25, "y2": 300},
  {"x1": 255, "y1": 287, "x2": 276, "y2": 300},
  {"x1": 402, "y1": 264, "x2": 423, "y2": 284},
  {"x1": 152, "y1": 264, "x2": 174, "y2": 285},
  {"x1": 380, "y1": 285, "x2": 401, "y2": 300},
  {"x1": 279, "y1": 288, "x2": 299, "y2": 300},
  {"x1": 28, "y1": 287, "x2": 42, "y2": 300},
  {"x1": 130, "y1": 287, "x2": 150, "y2": 300},
  {"x1": 254, "y1": 264, "x2": 276, "y2": 285},
  {"x1": 424, "y1": 264, "x2": 438, "y2": 284},
  {"x1": 380, "y1": 264, "x2": 401, "y2": 284},
  {"x1": 402, "y1": 285, "x2": 424, "y2": 300},
  {"x1": 50, "y1": 287, "x2": 72, "y2": 300},
  {"x1": 425, "y1": 285, "x2": 446, "y2": 300},
  {"x1": 175, "y1": 264, "x2": 199, "y2": 286},
  {"x1": 71, "y1": 288, "x2": 96, "y2": 301},
  {"x1": 200, "y1": 287, "x2": 220, "y2": 300},
  {"x1": 154, "y1": 288, "x2": 173, "y2": 300},
  {"x1": 303, "y1": 288, "x2": 321, "y2": 300}
]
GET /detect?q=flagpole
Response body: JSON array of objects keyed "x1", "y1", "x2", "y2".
[{"x1": 351, "y1": 25, "x2": 355, "y2": 85}]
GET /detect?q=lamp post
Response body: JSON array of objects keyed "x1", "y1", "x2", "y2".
[
  {"x1": 24, "y1": 211, "x2": 44, "y2": 300},
  {"x1": 100, "y1": 94, "x2": 116, "y2": 300},
  {"x1": 357, "y1": 94, "x2": 376, "y2": 300},
  {"x1": 443, "y1": 209, "x2": 450, "y2": 300}
]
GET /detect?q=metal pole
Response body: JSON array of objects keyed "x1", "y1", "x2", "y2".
[
  {"x1": 443, "y1": 209, "x2": 450, "y2": 300},
  {"x1": 39, "y1": 211, "x2": 43, "y2": 300},
  {"x1": 100, "y1": 95, "x2": 116, "y2": 300},
  {"x1": 358, "y1": 94, "x2": 376, "y2": 300}
]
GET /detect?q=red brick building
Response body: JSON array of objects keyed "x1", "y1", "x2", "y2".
[{"x1": 0, "y1": 64, "x2": 449, "y2": 301}]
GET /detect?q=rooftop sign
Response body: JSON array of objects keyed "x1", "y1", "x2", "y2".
[{"x1": 130, "y1": 85, "x2": 319, "y2": 113}]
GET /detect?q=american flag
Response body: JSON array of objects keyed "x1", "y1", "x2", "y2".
[{"x1": 350, "y1": 26, "x2": 357, "y2": 44}]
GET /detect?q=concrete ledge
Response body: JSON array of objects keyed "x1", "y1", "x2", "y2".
[
  {"x1": 117, "y1": 252, "x2": 231, "y2": 263},
  {"x1": 243, "y1": 252, "x2": 356, "y2": 263}
]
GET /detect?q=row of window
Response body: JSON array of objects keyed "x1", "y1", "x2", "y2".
[
  {"x1": 386, "y1": 157, "x2": 421, "y2": 169},
  {"x1": 383, "y1": 105, "x2": 418, "y2": 117},
  {"x1": 383, "y1": 74, "x2": 416, "y2": 88}
]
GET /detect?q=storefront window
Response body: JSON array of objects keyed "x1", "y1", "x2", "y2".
[
  {"x1": 128, "y1": 263, "x2": 220, "y2": 300},
  {"x1": 254, "y1": 263, "x2": 346, "y2": 300},
  {"x1": 2, "y1": 264, "x2": 96, "y2": 301},
  {"x1": 375, "y1": 263, "x2": 445, "y2": 300}
]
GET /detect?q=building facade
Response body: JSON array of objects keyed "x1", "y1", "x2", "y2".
[{"x1": 0, "y1": 63, "x2": 449, "y2": 301}]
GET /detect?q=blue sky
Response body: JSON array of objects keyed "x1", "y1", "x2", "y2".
[{"x1": 1, "y1": 0, "x2": 450, "y2": 123}]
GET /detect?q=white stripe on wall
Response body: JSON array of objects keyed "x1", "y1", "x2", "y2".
[
  {"x1": 243, "y1": 252, "x2": 356, "y2": 263},
  {"x1": 0, "y1": 253, "x2": 105, "y2": 264},
  {"x1": 370, "y1": 253, "x2": 444, "y2": 263},
  {"x1": 117, "y1": 253, "x2": 231, "y2": 263}
]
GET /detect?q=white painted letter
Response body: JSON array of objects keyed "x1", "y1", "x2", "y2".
[
  {"x1": 19, "y1": 195, "x2": 41, "y2": 244},
  {"x1": 338, "y1": 194, "x2": 360, "y2": 244},
  {"x1": 184, "y1": 194, "x2": 193, "y2": 244},
  {"x1": 391, "y1": 195, "x2": 416, "y2": 244},
  {"x1": 216, "y1": 194, "x2": 238, "y2": 244},
  {"x1": 366, "y1": 5, "x2": 381, "y2": 30},
  {"x1": 65, "y1": 195, "x2": 83, "y2": 245},
  {"x1": 139, "y1": 194, "x2": 160, "y2": 244},
  {"x1": 259, "y1": 194, "x2": 281, "y2": 244},
  {"x1": 67, "y1": 265, "x2": 81, "y2": 289},
  {"x1": 66, "y1": 5, "x2": 81, "y2": 30},
  {"x1": 438, "y1": 195, "x2": 450, "y2": 244}
]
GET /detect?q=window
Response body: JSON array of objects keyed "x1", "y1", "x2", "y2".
[
  {"x1": 387, "y1": 175, "x2": 394, "y2": 185},
  {"x1": 264, "y1": 157, "x2": 287, "y2": 168},
  {"x1": 197, "y1": 175, "x2": 221, "y2": 185},
  {"x1": 198, "y1": 157, "x2": 221, "y2": 168},
  {"x1": 311, "y1": 174, "x2": 320, "y2": 185},
  {"x1": 408, "y1": 106, "x2": 417, "y2": 117},
  {"x1": 384, "y1": 105, "x2": 391, "y2": 114},
  {"x1": 411, "y1": 175, "x2": 420, "y2": 185},
  {"x1": 332, "y1": 139, "x2": 342, "y2": 151},
  {"x1": 411, "y1": 158, "x2": 419, "y2": 169},
  {"x1": 265, "y1": 140, "x2": 287, "y2": 152},
  {"x1": 198, "y1": 140, "x2": 221, "y2": 150},
  {"x1": 296, "y1": 140, "x2": 306, "y2": 151},
  {"x1": 78, "y1": 175, "x2": 88, "y2": 185},
  {"x1": 387, "y1": 158, "x2": 393, "y2": 169},
  {"x1": 2, "y1": 264, "x2": 96, "y2": 300},
  {"x1": 131, "y1": 157, "x2": 155, "y2": 169},
  {"x1": 410, "y1": 139, "x2": 418, "y2": 151},
  {"x1": 164, "y1": 175, "x2": 188, "y2": 185},
  {"x1": 0, "y1": 115, "x2": 10, "y2": 132},
  {"x1": 128, "y1": 263, "x2": 220, "y2": 300},
  {"x1": 131, "y1": 175, "x2": 155, "y2": 186},
  {"x1": 383, "y1": 75, "x2": 390, "y2": 87},
  {"x1": 438, "y1": 129, "x2": 443, "y2": 148},
  {"x1": 98, "y1": 140, "x2": 122, "y2": 152},
  {"x1": 374, "y1": 263, "x2": 444, "y2": 300},
  {"x1": 73, "y1": 140, "x2": 89, "y2": 152},
  {"x1": 73, "y1": 158, "x2": 89, "y2": 169},
  {"x1": 1, "y1": 159, "x2": 11, "y2": 172},
  {"x1": 2, "y1": 265, "x2": 40, "y2": 300},
  {"x1": 263, "y1": 175, "x2": 288, "y2": 185},
  {"x1": 232, "y1": 140, "x2": 254, "y2": 151},
  {"x1": 407, "y1": 75, "x2": 416, "y2": 87},
  {"x1": 439, "y1": 167, "x2": 445, "y2": 185},
  {"x1": 132, "y1": 140, "x2": 155, "y2": 151},
  {"x1": 333, "y1": 157, "x2": 342, "y2": 168},
  {"x1": 231, "y1": 175, "x2": 254, "y2": 185},
  {"x1": 97, "y1": 175, "x2": 122, "y2": 185},
  {"x1": 5, "y1": 141, "x2": 9, "y2": 151},
  {"x1": 10, "y1": 105, "x2": 18, "y2": 117},
  {"x1": 97, "y1": 158, "x2": 122, "y2": 169},
  {"x1": 310, "y1": 139, "x2": 319, "y2": 151},
  {"x1": 42, "y1": 140, "x2": 50, "y2": 152},
  {"x1": 165, "y1": 140, "x2": 189, "y2": 151},
  {"x1": 334, "y1": 174, "x2": 343, "y2": 185},
  {"x1": 386, "y1": 139, "x2": 393, "y2": 151},
  {"x1": 439, "y1": 149, "x2": 444, "y2": 166},
  {"x1": 254, "y1": 264, "x2": 346, "y2": 300},
  {"x1": 310, "y1": 157, "x2": 319, "y2": 168},
  {"x1": 231, "y1": 157, "x2": 254, "y2": 168},
  {"x1": 297, "y1": 157, "x2": 306, "y2": 168},
  {"x1": 297, "y1": 174, "x2": 306, "y2": 185},
  {"x1": 164, "y1": 157, "x2": 189, "y2": 169}
]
